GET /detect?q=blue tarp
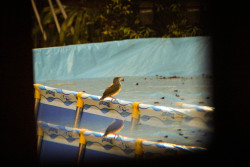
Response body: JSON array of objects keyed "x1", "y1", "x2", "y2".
[{"x1": 33, "y1": 37, "x2": 212, "y2": 82}]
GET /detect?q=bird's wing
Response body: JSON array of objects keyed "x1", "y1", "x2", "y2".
[
  {"x1": 105, "y1": 119, "x2": 124, "y2": 135},
  {"x1": 102, "y1": 83, "x2": 120, "y2": 97}
]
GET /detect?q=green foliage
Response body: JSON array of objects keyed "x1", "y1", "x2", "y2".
[
  {"x1": 98, "y1": 0, "x2": 156, "y2": 41},
  {"x1": 32, "y1": 0, "x2": 203, "y2": 48},
  {"x1": 153, "y1": 0, "x2": 202, "y2": 37}
]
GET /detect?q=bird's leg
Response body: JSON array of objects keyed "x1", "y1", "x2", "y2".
[
  {"x1": 114, "y1": 134, "x2": 121, "y2": 140},
  {"x1": 113, "y1": 134, "x2": 117, "y2": 140},
  {"x1": 110, "y1": 134, "x2": 117, "y2": 144},
  {"x1": 109, "y1": 134, "x2": 119, "y2": 144},
  {"x1": 116, "y1": 134, "x2": 121, "y2": 140},
  {"x1": 103, "y1": 136, "x2": 113, "y2": 144},
  {"x1": 107, "y1": 136, "x2": 114, "y2": 144},
  {"x1": 111, "y1": 96, "x2": 117, "y2": 102}
]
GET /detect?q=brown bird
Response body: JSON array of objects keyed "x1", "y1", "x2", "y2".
[{"x1": 100, "y1": 76, "x2": 123, "y2": 101}]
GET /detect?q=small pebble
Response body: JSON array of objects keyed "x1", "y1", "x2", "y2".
[
  {"x1": 159, "y1": 76, "x2": 166, "y2": 79},
  {"x1": 184, "y1": 136, "x2": 188, "y2": 139},
  {"x1": 164, "y1": 135, "x2": 168, "y2": 138},
  {"x1": 135, "y1": 82, "x2": 139, "y2": 85},
  {"x1": 178, "y1": 133, "x2": 183, "y2": 136},
  {"x1": 160, "y1": 97, "x2": 165, "y2": 99},
  {"x1": 199, "y1": 101, "x2": 205, "y2": 104},
  {"x1": 168, "y1": 75, "x2": 180, "y2": 79},
  {"x1": 175, "y1": 94, "x2": 180, "y2": 97},
  {"x1": 154, "y1": 102, "x2": 159, "y2": 104},
  {"x1": 177, "y1": 129, "x2": 182, "y2": 131},
  {"x1": 173, "y1": 90, "x2": 178, "y2": 92},
  {"x1": 157, "y1": 140, "x2": 163, "y2": 142},
  {"x1": 144, "y1": 77, "x2": 147, "y2": 80}
]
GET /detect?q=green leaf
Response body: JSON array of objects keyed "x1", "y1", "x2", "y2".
[
  {"x1": 102, "y1": 30, "x2": 108, "y2": 35},
  {"x1": 134, "y1": 19, "x2": 140, "y2": 24},
  {"x1": 73, "y1": 10, "x2": 84, "y2": 43},
  {"x1": 42, "y1": 8, "x2": 61, "y2": 26},
  {"x1": 60, "y1": 11, "x2": 78, "y2": 44}
]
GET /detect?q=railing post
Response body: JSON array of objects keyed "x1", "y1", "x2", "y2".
[
  {"x1": 37, "y1": 121, "x2": 44, "y2": 159},
  {"x1": 34, "y1": 84, "x2": 42, "y2": 121},
  {"x1": 73, "y1": 92, "x2": 85, "y2": 129},
  {"x1": 135, "y1": 138, "x2": 144, "y2": 159},
  {"x1": 130, "y1": 102, "x2": 142, "y2": 131},
  {"x1": 77, "y1": 129, "x2": 87, "y2": 166}
]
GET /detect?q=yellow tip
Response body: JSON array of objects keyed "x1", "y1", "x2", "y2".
[
  {"x1": 76, "y1": 92, "x2": 85, "y2": 108},
  {"x1": 37, "y1": 121, "x2": 44, "y2": 136},
  {"x1": 79, "y1": 129, "x2": 88, "y2": 144},
  {"x1": 34, "y1": 84, "x2": 43, "y2": 99},
  {"x1": 132, "y1": 102, "x2": 142, "y2": 119},
  {"x1": 135, "y1": 138, "x2": 144, "y2": 156}
]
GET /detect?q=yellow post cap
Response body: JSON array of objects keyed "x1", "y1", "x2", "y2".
[
  {"x1": 79, "y1": 129, "x2": 88, "y2": 144},
  {"x1": 37, "y1": 121, "x2": 44, "y2": 136},
  {"x1": 132, "y1": 102, "x2": 142, "y2": 119},
  {"x1": 76, "y1": 92, "x2": 85, "y2": 108},
  {"x1": 37, "y1": 126, "x2": 44, "y2": 136},
  {"x1": 34, "y1": 84, "x2": 43, "y2": 99},
  {"x1": 135, "y1": 138, "x2": 144, "y2": 156}
]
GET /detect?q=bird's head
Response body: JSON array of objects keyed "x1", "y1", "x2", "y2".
[{"x1": 113, "y1": 76, "x2": 123, "y2": 83}]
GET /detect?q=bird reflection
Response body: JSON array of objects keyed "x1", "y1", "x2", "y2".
[{"x1": 102, "y1": 119, "x2": 124, "y2": 144}]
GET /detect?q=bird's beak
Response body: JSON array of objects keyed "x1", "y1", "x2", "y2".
[
  {"x1": 119, "y1": 76, "x2": 124, "y2": 81},
  {"x1": 118, "y1": 76, "x2": 123, "y2": 79}
]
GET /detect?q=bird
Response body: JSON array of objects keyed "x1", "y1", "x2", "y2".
[
  {"x1": 102, "y1": 119, "x2": 124, "y2": 143},
  {"x1": 100, "y1": 76, "x2": 123, "y2": 101}
]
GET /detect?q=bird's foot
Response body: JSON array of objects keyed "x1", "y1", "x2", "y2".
[
  {"x1": 102, "y1": 137, "x2": 114, "y2": 144},
  {"x1": 110, "y1": 135, "x2": 119, "y2": 144},
  {"x1": 114, "y1": 134, "x2": 121, "y2": 140},
  {"x1": 107, "y1": 137, "x2": 114, "y2": 144},
  {"x1": 106, "y1": 135, "x2": 119, "y2": 144},
  {"x1": 111, "y1": 97, "x2": 117, "y2": 102}
]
